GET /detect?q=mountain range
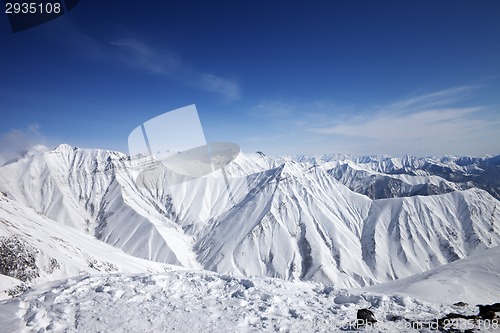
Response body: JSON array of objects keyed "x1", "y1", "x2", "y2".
[{"x1": 1, "y1": 144, "x2": 499, "y2": 297}]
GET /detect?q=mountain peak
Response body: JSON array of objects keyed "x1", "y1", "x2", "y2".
[{"x1": 54, "y1": 143, "x2": 76, "y2": 152}]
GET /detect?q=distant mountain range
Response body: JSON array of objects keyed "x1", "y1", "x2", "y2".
[
  {"x1": 1, "y1": 144, "x2": 499, "y2": 296},
  {"x1": 285, "y1": 153, "x2": 500, "y2": 200}
]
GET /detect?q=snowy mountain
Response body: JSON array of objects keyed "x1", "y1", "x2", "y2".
[
  {"x1": 0, "y1": 191, "x2": 177, "y2": 298},
  {"x1": 289, "y1": 154, "x2": 500, "y2": 200},
  {"x1": 0, "y1": 144, "x2": 199, "y2": 268},
  {"x1": 1, "y1": 145, "x2": 499, "y2": 292},
  {"x1": 361, "y1": 244, "x2": 500, "y2": 305},
  {"x1": 1, "y1": 144, "x2": 499, "y2": 332}
]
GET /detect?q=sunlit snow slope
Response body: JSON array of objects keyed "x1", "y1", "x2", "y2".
[
  {"x1": 0, "y1": 192, "x2": 179, "y2": 298},
  {"x1": 361, "y1": 245, "x2": 500, "y2": 305},
  {"x1": 1, "y1": 145, "x2": 499, "y2": 289},
  {"x1": 3, "y1": 270, "x2": 497, "y2": 333}
]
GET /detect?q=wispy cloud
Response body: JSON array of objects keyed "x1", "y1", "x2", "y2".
[
  {"x1": 50, "y1": 22, "x2": 242, "y2": 101},
  {"x1": 382, "y1": 86, "x2": 476, "y2": 113},
  {"x1": 110, "y1": 38, "x2": 183, "y2": 75},
  {"x1": 0, "y1": 124, "x2": 46, "y2": 166},
  {"x1": 249, "y1": 100, "x2": 296, "y2": 118},
  {"x1": 199, "y1": 74, "x2": 240, "y2": 101},
  {"x1": 245, "y1": 86, "x2": 500, "y2": 156},
  {"x1": 248, "y1": 100, "x2": 349, "y2": 126},
  {"x1": 111, "y1": 37, "x2": 240, "y2": 101},
  {"x1": 312, "y1": 107, "x2": 484, "y2": 139}
]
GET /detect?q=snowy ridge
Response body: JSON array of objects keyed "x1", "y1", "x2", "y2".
[
  {"x1": 0, "y1": 145, "x2": 499, "y2": 290},
  {"x1": 189, "y1": 165, "x2": 500, "y2": 287},
  {"x1": 326, "y1": 161, "x2": 462, "y2": 199},
  {"x1": 0, "y1": 193, "x2": 178, "y2": 299},
  {"x1": 361, "y1": 245, "x2": 500, "y2": 305},
  {"x1": 1, "y1": 145, "x2": 499, "y2": 332},
  {"x1": 287, "y1": 153, "x2": 500, "y2": 200},
  {"x1": 0, "y1": 145, "x2": 199, "y2": 267}
]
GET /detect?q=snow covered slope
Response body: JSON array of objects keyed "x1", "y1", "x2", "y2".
[
  {"x1": 191, "y1": 164, "x2": 500, "y2": 287},
  {"x1": 292, "y1": 154, "x2": 500, "y2": 200},
  {"x1": 0, "y1": 144, "x2": 199, "y2": 267},
  {"x1": 0, "y1": 192, "x2": 177, "y2": 299},
  {"x1": 2, "y1": 269, "x2": 497, "y2": 333},
  {"x1": 1, "y1": 145, "x2": 499, "y2": 290},
  {"x1": 361, "y1": 245, "x2": 500, "y2": 305},
  {"x1": 326, "y1": 160, "x2": 462, "y2": 199},
  {"x1": 1, "y1": 145, "x2": 499, "y2": 332}
]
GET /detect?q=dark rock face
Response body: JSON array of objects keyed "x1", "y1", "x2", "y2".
[
  {"x1": 478, "y1": 303, "x2": 500, "y2": 319},
  {"x1": 453, "y1": 301, "x2": 468, "y2": 307},
  {"x1": 357, "y1": 308, "x2": 377, "y2": 325},
  {"x1": 0, "y1": 236, "x2": 39, "y2": 282},
  {"x1": 7, "y1": 283, "x2": 29, "y2": 297},
  {"x1": 416, "y1": 303, "x2": 500, "y2": 331}
]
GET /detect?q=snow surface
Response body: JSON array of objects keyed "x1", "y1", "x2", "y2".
[
  {"x1": 0, "y1": 192, "x2": 179, "y2": 297},
  {"x1": 361, "y1": 245, "x2": 500, "y2": 305},
  {"x1": 2, "y1": 269, "x2": 497, "y2": 333}
]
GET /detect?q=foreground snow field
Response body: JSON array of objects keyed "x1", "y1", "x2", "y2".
[
  {"x1": 360, "y1": 245, "x2": 500, "y2": 305},
  {"x1": 1, "y1": 269, "x2": 498, "y2": 333}
]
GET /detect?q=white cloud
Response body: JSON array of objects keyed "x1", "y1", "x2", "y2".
[
  {"x1": 310, "y1": 107, "x2": 500, "y2": 156},
  {"x1": 245, "y1": 86, "x2": 500, "y2": 156},
  {"x1": 313, "y1": 107, "x2": 483, "y2": 139},
  {"x1": 110, "y1": 38, "x2": 182, "y2": 76},
  {"x1": 382, "y1": 86, "x2": 476, "y2": 112},
  {"x1": 199, "y1": 74, "x2": 240, "y2": 101},
  {"x1": 249, "y1": 100, "x2": 295, "y2": 118},
  {"x1": 111, "y1": 38, "x2": 240, "y2": 101},
  {"x1": 0, "y1": 124, "x2": 46, "y2": 166}
]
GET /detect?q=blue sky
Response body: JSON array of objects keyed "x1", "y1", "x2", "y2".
[{"x1": 1, "y1": 0, "x2": 499, "y2": 159}]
